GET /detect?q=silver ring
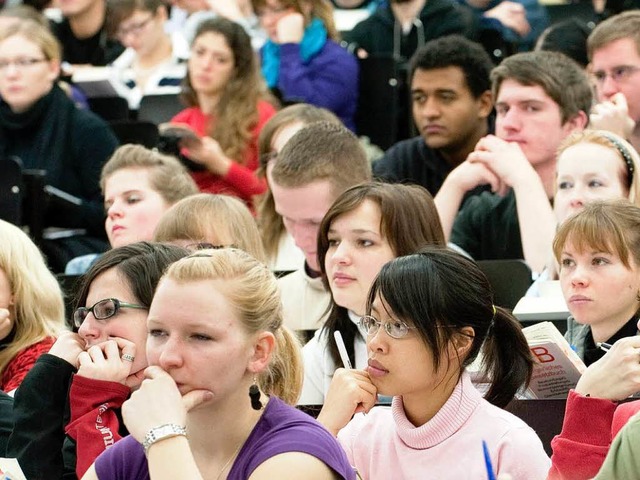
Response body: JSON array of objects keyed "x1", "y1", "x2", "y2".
[{"x1": 121, "y1": 353, "x2": 135, "y2": 362}]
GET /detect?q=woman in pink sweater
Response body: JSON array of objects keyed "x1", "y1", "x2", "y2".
[{"x1": 317, "y1": 246, "x2": 551, "y2": 479}]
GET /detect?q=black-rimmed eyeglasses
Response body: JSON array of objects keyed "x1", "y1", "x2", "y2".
[{"x1": 73, "y1": 298, "x2": 148, "y2": 328}]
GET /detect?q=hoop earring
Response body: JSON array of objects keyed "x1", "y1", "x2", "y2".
[{"x1": 249, "y1": 377, "x2": 262, "y2": 411}]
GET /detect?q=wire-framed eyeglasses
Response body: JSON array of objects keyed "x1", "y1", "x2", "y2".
[
  {"x1": 73, "y1": 298, "x2": 148, "y2": 328},
  {"x1": 359, "y1": 314, "x2": 417, "y2": 339},
  {"x1": 591, "y1": 65, "x2": 640, "y2": 85}
]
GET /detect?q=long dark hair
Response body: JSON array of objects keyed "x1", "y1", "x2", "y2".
[
  {"x1": 366, "y1": 246, "x2": 533, "y2": 408},
  {"x1": 317, "y1": 182, "x2": 445, "y2": 370},
  {"x1": 180, "y1": 17, "x2": 271, "y2": 164}
]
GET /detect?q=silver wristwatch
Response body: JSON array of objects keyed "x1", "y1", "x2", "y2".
[{"x1": 142, "y1": 423, "x2": 187, "y2": 454}]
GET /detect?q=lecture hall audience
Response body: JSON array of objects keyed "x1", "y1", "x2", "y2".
[{"x1": 3, "y1": 3, "x2": 640, "y2": 480}]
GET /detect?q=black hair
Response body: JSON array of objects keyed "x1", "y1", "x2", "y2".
[
  {"x1": 536, "y1": 19, "x2": 593, "y2": 68},
  {"x1": 409, "y1": 35, "x2": 494, "y2": 98},
  {"x1": 366, "y1": 246, "x2": 533, "y2": 408}
]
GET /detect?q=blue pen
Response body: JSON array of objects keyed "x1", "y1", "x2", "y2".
[{"x1": 483, "y1": 440, "x2": 496, "y2": 480}]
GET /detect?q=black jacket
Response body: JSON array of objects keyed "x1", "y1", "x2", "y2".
[
  {"x1": 343, "y1": 0, "x2": 477, "y2": 62},
  {"x1": 7, "y1": 355, "x2": 77, "y2": 480},
  {"x1": 0, "y1": 391, "x2": 12, "y2": 456}
]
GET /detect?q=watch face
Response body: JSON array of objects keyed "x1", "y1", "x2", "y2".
[{"x1": 155, "y1": 425, "x2": 175, "y2": 437}]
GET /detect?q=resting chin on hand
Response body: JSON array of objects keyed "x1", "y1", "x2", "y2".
[{"x1": 589, "y1": 93, "x2": 636, "y2": 141}]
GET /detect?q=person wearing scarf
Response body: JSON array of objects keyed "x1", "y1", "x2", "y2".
[
  {"x1": 253, "y1": 0, "x2": 358, "y2": 131},
  {"x1": 0, "y1": 20, "x2": 119, "y2": 271}
]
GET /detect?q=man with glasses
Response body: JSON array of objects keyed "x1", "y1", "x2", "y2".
[{"x1": 588, "y1": 11, "x2": 640, "y2": 153}]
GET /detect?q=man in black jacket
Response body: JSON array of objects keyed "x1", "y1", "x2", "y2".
[{"x1": 373, "y1": 35, "x2": 494, "y2": 197}]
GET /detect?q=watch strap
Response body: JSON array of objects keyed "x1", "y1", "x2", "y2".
[{"x1": 142, "y1": 423, "x2": 187, "y2": 454}]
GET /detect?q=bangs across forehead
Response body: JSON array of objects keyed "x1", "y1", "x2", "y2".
[{"x1": 559, "y1": 217, "x2": 631, "y2": 268}]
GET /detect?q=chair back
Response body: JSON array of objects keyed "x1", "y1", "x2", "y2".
[
  {"x1": 477, "y1": 259, "x2": 533, "y2": 310},
  {"x1": 138, "y1": 94, "x2": 183, "y2": 125},
  {"x1": 109, "y1": 120, "x2": 160, "y2": 149},
  {"x1": 0, "y1": 156, "x2": 24, "y2": 225},
  {"x1": 355, "y1": 55, "x2": 402, "y2": 150},
  {"x1": 88, "y1": 96, "x2": 130, "y2": 122}
]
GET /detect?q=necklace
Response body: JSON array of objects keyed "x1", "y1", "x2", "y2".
[
  {"x1": 214, "y1": 439, "x2": 245, "y2": 480},
  {"x1": 214, "y1": 400, "x2": 265, "y2": 480}
]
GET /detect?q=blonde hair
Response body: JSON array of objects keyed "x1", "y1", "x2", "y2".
[
  {"x1": 0, "y1": 220, "x2": 66, "y2": 375},
  {"x1": 162, "y1": 248, "x2": 303, "y2": 404},
  {"x1": 0, "y1": 19, "x2": 61, "y2": 62},
  {"x1": 100, "y1": 145, "x2": 198, "y2": 204},
  {"x1": 557, "y1": 130, "x2": 640, "y2": 205},
  {"x1": 153, "y1": 194, "x2": 267, "y2": 263}
]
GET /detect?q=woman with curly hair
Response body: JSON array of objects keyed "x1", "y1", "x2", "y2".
[{"x1": 169, "y1": 17, "x2": 277, "y2": 209}]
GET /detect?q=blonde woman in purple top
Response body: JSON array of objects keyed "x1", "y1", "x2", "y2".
[
  {"x1": 317, "y1": 247, "x2": 550, "y2": 479},
  {"x1": 83, "y1": 248, "x2": 355, "y2": 480}
]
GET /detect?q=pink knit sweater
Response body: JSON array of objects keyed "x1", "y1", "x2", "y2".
[{"x1": 338, "y1": 372, "x2": 551, "y2": 479}]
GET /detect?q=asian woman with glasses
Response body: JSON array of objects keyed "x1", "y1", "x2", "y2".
[
  {"x1": 316, "y1": 247, "x2": 551, "y2": 479},
  {"x1": 299, "y1": 182, "x2": 445, "y2": 404},
  {"x1": 7, "y1": 242, "x2": 188, "y2": 480}
]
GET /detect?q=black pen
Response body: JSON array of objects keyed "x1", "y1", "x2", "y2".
[{"x1": 596, "y1": 342, "x2": 613, "y2": 352}]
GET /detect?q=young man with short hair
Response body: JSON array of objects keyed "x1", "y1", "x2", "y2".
[
  {"x1": 374, "y1": 35, "x2": 494, "y2": 196},
  {"x1": 587, "y1": 11, "x2": 640, "y2": 153},
  {"x1": 270, "y1": 121, "x2": 372, "y2": 333},
  {"x1": 435, "y1": 50, "x2": 592, "y2": 273}
]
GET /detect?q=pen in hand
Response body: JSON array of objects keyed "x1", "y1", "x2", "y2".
[
  {"x1": 596, "y1": 342, "x2": 612, "y2": 353},
  {"x1": 334, "y1": 330, "x2": 370, "y2": 415},
  {"x1": 334, "y1": 331, "x2": 352, "y2": 369}
]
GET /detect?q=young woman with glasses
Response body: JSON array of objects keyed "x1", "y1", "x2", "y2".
[
  {"x1": 316, "y1": 246, "x2": 550, "y2": 479},
  {"x1": 300, "y1": 182, "x2": 446, "y2": 404},
  {"x1": 82, "y1": 248, "x2": 355, "y2": 480},
  {"x1": 106, "y1": 0, "x2": 190, "y2": 109},
  {"x1": 7, "y1": 242, "x2": 189, "y2": 480},
  {"x1": 0, "y1": 20, "x2": 119, "y2": 272}
]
